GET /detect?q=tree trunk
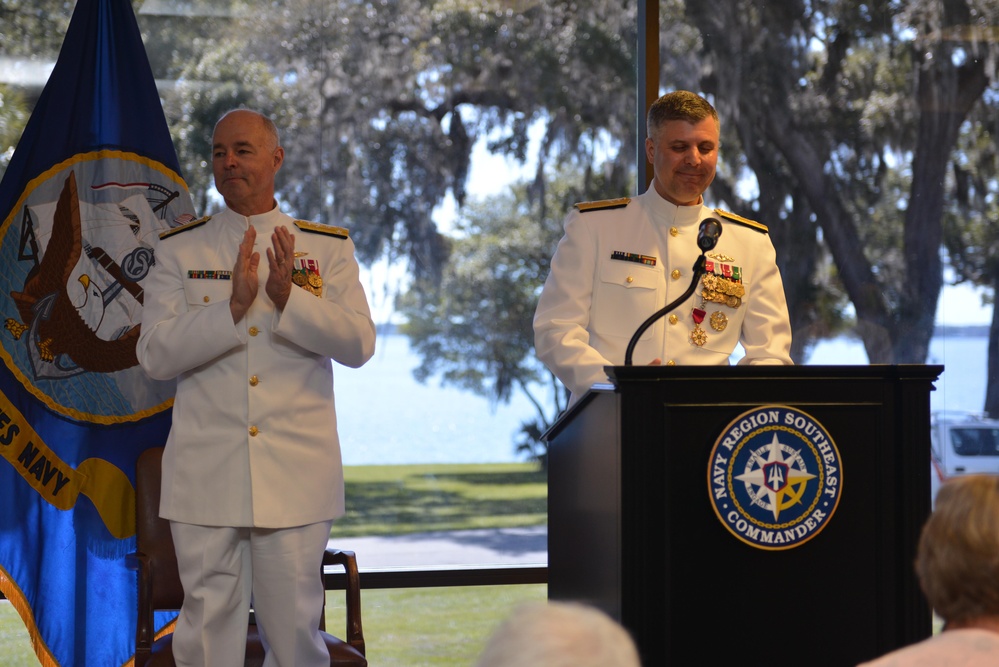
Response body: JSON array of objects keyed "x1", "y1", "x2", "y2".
[
  {"x1": 895, "y1": 18, "x2": 989, "y2": 362},
  {"x1": 986, "y1": 274, "x2": 999, "y2": 418}
]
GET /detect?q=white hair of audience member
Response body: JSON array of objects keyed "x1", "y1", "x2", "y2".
[{"x1": 474, "y1": 600, "x2": 642, "y2": 667}]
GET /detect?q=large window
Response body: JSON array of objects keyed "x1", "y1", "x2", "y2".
[
  {"x1": 1, "y1": 0, "x2": 997, "y2": 661},
  {"x1": 2, "y1": 0, "x2": 997, "y2": 537},
  {"x1": 2, "y1": 0, "x2": 997, "y2": 555}
]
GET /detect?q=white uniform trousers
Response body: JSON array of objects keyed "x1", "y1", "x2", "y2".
[{"x1": 170, "y1": 520, "x2": 334, "y2": 667}]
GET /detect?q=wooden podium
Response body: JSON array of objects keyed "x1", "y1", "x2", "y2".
[{"x1": 543, "y1": 364, "x2": 942, "y2": 667}]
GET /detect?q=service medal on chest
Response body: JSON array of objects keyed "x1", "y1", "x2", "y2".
[
  {"x1": 293, "y1": 259, "x2": 324, "y2": 297},
  {"x1": 690, "y1": 308, "x2": 708, "y2": 347}
]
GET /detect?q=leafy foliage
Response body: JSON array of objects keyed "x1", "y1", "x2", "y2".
[
  {"x1": 0, "y1": 0, "x2": 74, "y2": 58},
  {"x1": 396, "y1": 174, "x2": 591, "y2": 463},
  {"x1": 687, "y1": 0, "x2": 999, "y2": 364},
  {"x1": 4, "y1": 0, "x2": 999, "y2": 420},
  {"x1": 942, "y1": 111, "x2": 999, "y2": 416},
  {"x1": 0, "y1": 84, "x2": 29, "y2": 179},
  {"x1": 156, "y1": 0, "x2": 640, "y2": 283}
]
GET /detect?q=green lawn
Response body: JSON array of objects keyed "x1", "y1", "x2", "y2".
[
  {"x1": 327, "y1": 585, "x2": 547, "y2": 666},
  {"x1": 0, "y1": 462, "x2": 548, "y2": 665},
  {"x1": 1, "y1": 585, "x2": 548, "y2": 667},
  {"x1": 339, "y1": 462, "x2": 548, "y2": 536}
]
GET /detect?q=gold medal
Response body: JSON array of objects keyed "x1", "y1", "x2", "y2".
[
  {"x1": 291, "y1": 259, "x2": 324, "y2": 297},
  {"x1": 690, "y1": 307, "x2": 707, "y2": 347},
  {"x1": 710, "y1": 311, "x2": 728, "y2": 331},
  {"x1": 690, "y1": 327, "x2": 707, "y2": 346},
  {"x1": 701, "y1": 289, "x2": 725, "y2": 305},
  {"x1": 702, "y1": 272, "x2": 745, "y2": 300}
]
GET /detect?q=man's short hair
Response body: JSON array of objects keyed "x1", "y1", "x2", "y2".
[
  {"x1": 916, "y1": 474, "x2": 999, "y2": 624},
  {"x1": 646, "y1": 90, "x2": 719, "y2": 137}
]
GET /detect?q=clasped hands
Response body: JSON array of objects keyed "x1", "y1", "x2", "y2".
[{"x1": 230, "y1": 225, "x2": 295, "y2": 323}]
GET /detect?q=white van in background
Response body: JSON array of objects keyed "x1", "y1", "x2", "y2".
[{"x1": 930, "y1": 411, "x2": 999, "y2": 505}]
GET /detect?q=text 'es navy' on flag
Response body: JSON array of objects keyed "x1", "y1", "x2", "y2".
[{"x1": 0, "y1": 0, "x2": 195, "y2": 664}]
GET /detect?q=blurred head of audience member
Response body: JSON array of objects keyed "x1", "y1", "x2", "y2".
[
  {"x1": 858, "y1": 474, "x2": 999, "y2": 666},
  {"x1": 917, "y1": 474, "x2": 999, "y2": 630},
  {"x1": 475, "y1": 601, "x2": 641, "y2": 667}
]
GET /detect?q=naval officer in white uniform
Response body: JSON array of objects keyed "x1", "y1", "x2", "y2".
[
  {"x1": 534, "y1": 91, "x2": 792, "y2": 405},
  {"x1": 138, "y1": 109, "x2": 375, "y2": 666}
]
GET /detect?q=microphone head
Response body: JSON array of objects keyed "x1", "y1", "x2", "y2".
[{"x1": 697, "y1": 217, "x2": 723, "y2": 252}]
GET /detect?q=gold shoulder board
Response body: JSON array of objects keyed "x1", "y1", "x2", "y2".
[
  {"x1": 294, "y1": 220, "x2": 349, "y2": 239},
  {"x1": 159, "y1": 215, "x2": 211, "y2": 240},
  {"x1": 574, "y1": 197, "x2": 631, "y2": 212},
  {"x1": 714, "y1": 208, "x2": 769, "y2": 234}
]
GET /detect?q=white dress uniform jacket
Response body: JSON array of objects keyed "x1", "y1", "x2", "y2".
[
  {"x1": 534, "y1": 186, "x2": 792, "y2": 404},
  {"x1": 137, "y1": 205, "x2": 376, "y2": 528}
]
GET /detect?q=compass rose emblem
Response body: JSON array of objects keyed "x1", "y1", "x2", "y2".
[
  {"x1": 708, "y1": 406, "x2": 842, "y2": 550},
  {"x1": 735, "y1": 433, "x2": 817, "y2": 521}
]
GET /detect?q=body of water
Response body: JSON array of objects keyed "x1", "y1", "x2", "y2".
[
  {"x1": 806, "y1": 334, "x2": 989, "y2": 416},
  {"x1": 333, "y1": 333, "x2": 991, "y2": 465},
  {"x1": 333, "y1": 334, "x2": 543, "y2": 466}
]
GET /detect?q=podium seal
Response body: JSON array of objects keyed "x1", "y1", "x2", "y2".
[{"x1": 707, "y1": 405, "x2": 842, "y2": 550}]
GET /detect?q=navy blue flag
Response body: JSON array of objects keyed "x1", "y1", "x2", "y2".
[{"x1": 0, "y1": 0, "x2": 194, "y2": 664}]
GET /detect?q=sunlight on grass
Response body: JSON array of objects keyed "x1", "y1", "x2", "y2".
[
  {"x1": 1, "y1": 586, "x2": 547, "y2": 666},
  {"x1": 339, "y1": 463, "x2": 547, "y2": 537},
  {"x1": 327, "y1": 585, "x2": 546, "y2": 666}
]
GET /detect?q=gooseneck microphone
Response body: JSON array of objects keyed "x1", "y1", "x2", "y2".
[
  {"x1": 697, "y1": 217, "x2": 722, "y2": 252},
  {"x1": 624, "y1": 217, "x2": 723, "y2": 365}
]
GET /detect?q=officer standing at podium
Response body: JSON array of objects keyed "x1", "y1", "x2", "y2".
[{"x1": 533, "y1": 90, "x2": 792, "y2": 405}]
